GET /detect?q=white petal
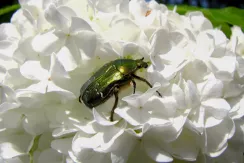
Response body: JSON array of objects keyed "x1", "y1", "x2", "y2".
[
  {"x1": 96, "y1": 0, "x2": 123, "y2": 12},
  {"x1": 145, "y1": 96, "x2": 176, "y2": 118},
  {"x1": 13, "y1": 37, "x2": 39, "y2": 64},
  {"x1": 56, "y1": 43, "x2": 79, "y2": 72},
  {"x1": 52, "y1": 128, "x2": 78, "y2": 138},
  {"x1": 144, "y1": 135, "x2": 173, "y2": 162},
  {"x1": 150, "y1": 28, "x2": 171, "y2": 56},
  {"x1": 172, "y1": 84, "x2": 186, "y2": 109},
  {"x1": 187, "y1": 11, "x2": 213, "y2": 31},
  {"x1": 72, "y1": 133, "x2": 103, "y2": 149},
  {"x1": 0, "y1": 133, "x2": 33, "y2": 159},
  {"x1": 205, "y1": 117, "x2": 234, "y2": 157},
  {"x1": 16, "y1": 90, "x2": 44, "y2": 108},
  {"x1": 22, "y1": 111, "x2": 49, "y2": 135},
  {"x1": 149, "y1": 124, "x2": 178, "y2": 143},
  {"x1": 0, "y1": 40, "x2": 18, "y2": 59},
  {"x1": 208, "y1": 56, "x2": 236, "y2": 81},
  {"x1": 229, "y1": 119, "x2": 244, "y2": 148},
  {"x1": 185, "y1": 80, "x2": 200, "y2": 108},
  {"x1": 106, "y1": 18, "x2": 140, "y2": 42},
  {"x1": 183, "y1": 60, "x2": 208, "y2": 83},
  {"x1": 165, "y1": 128, "x2": 199, "y2": 161},
  {"x1": 127, "y1": 143, "x2": 157, "y2": 163},
  {"x1": 115, "y1": 106, "x2": 150, "y2": 126},
  {"x1": 24, "y1": 80, "x2": 48, "y2": 94},
  {"x1": 199, "y1": 79, "x2": 223, "y2": 101},
  {"x1": 74, "y1": 30, "x2": 97, "y2": 58},
  {"x1": 202, "y1": 98, "x2": 231, "y2": 119},
  {"x1": 70, "y1": 148, "x2": 109, "y2": 163},
  {"x1": 160, "y1": 47, "x2": 186, "y2": 67},
  {"x1": 194, "y1": 32, "x2": 214, "y2": 60},
  {"x1": 205, "y1": 115, "x2": 223, "y2": 128},
  {"x1": 11, "y1": 9, "x2": 35, "y2": 38},
  {"x1": 223, "y1": 81, "x2": 242, "y2": 98},
  {"x1": 0, "y1": 156, "x2": 27, "y2": 163},
  {"x1": 37, "y1": 148, "x2": 63, "y2": 163},
  {"x1": 119, "y1": 0, "x2": 129, "y2": 14},
  {"x1": 232, "y1": 98, "x2": 244, "y2": 119},
  {"x1": 51, "y1": 138, "x2": 72, "y2": 155},
  {"x1": 187, "y1": 106, "x2": 205, "y2": 134},
  {"x1": 0, "y1": 66, "x2": 5, "y2": 82},
  {"x1": 95, "y1": 129, "x2": 124, "y2": 153},
  {"x1": 111, "y1": 132, "x2": 137, "y2": 163},
  {"x1": 152, "y1": 108, "x2": 191, "y2": 143},
  {"x1": 160, "y1": 96, "x2": 177, "y2": 114},
  {"x1": 70, "y1": 17, "x2": 92, "y2": 34},
  {"x1": 49, "y1": 53, "x2": 70, "y2": 79},
  {"x1": 0, "y1": 23, "x2": 20, "y2": 40},
  {"x1": 206, "y1": 29, "x2": 227, "y2": 46},
  {"x1": 0, "y1": 143, "x2": 25, "y2": 159},
  {"x1": 32, "y1": 31, "x2": 61, "y2": 56},
  {"x1": 121, "y1": 42, "x2": 147, "y2": 59},
  {"x1": 45, "y1": 4, "x2": 69, "y2": 32},
  {"x1": 129, "y1": 0, "x2": 148, "y2": 17},
  {"x1": 93, "y1": 108, "x2": 118, "y2": 126},
  {"x1": 122, "y1": 94, "x2": 141, "y2": 108},
  {"x1": 126, "y1": 123, "x2": 151, "y2": 138},
  {"x1": 1, "y1": 111, "x2": 22, "y2": 129},
  {"x1": 37, "y1": 132, "x2": 53, "y2": 151},
  {"x1": 47, "y1": 81, "x2": 76, "y2": 100},
  {"x1": 147, "y1": 66, "x2": 169, "y2": 87},
  {"x1": 73, "y1": 122, "x2": 96, "y2": 135},
  {"x1": 210, "y1": 146, "x2": 244, "y2": 163},
  {"x1": 138, "y1": 82, "x2": 161, "y2": 106},
  {"x1": 20, "y1": 61, "x2": 48, "y2": 81},
  {"x1": 236, "y1": 55, "x2": 244, "y2": 77},
  {"x1": 58, "y1": 6, "x2": 76, "y2": 21}
]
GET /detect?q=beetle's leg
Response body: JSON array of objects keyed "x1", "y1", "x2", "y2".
[
  {"x1": 132, "y1": 74, "x2": 162, "y2": 97},
  {"x1": 110, "y1": 87, "x2": 119, "y2": 121},
  {"x1": 131, "y1": 79, "x2": 136, "y2": 94}
]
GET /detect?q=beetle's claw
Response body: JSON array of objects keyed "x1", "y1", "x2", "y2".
[
  {"x1": 78, "y1": 95, "x2": 82, "y2": 103},
  {"x1": 157, "y1": 91, "x2": 162, "y2": 97}
]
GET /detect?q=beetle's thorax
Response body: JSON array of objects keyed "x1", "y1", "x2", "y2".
[{"x1": 115, "y1": 58, "x2": 148, "y2": 75}]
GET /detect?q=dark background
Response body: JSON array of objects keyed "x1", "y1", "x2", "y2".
[
  {"x1": 156, "y1": 0, "x2": 244, "y2": 8},
  {"x1": 0, "y1": 0, "x2": 18, "y2": 8},
  {"x1": 0, "y1": 0, "x2": 244, "y2": 8}
]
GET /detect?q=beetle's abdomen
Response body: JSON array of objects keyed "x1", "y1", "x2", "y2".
[
  {"x1": 80, "y1": 63, "x2": 125, "y2": 108},
  {"x1": 82, "y1": 85, "x2": 113, "y2": 108}
]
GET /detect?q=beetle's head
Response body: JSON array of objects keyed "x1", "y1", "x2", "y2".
[{"x1": 136, "y1": 57, "x2": 148, "y2": 69}]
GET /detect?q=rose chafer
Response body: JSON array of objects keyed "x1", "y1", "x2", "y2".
[{"x1": 79, "y1": 58, "x2": 161, "y2": 121}]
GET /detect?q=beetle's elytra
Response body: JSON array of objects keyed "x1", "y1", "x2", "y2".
[{"x1": 79, "y1": 58, "x2": 162, "y2": 121}]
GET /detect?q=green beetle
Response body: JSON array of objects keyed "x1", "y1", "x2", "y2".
[{"x1": 79, "y1": 58, "x2": 161, "y2": 121}]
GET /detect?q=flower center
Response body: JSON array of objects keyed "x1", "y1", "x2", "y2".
[{"x1": 145, "y1": 10, "x2": 152, "y2": 17}]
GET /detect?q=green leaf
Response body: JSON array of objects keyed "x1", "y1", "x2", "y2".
[
  {"x1": 0, "y1": 4, "x2": 20, "y2": 23},
  {"x1": 168, "y1": 5, "x2": 244, "y2": 38}
]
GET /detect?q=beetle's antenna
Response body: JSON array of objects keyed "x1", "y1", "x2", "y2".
[{"x1": 140, "y1": 57, "x2": 144, "y2": 61}]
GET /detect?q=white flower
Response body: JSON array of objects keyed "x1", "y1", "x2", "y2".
[
  {"x1": 0, "y1": 24, "x2": 20, "y2": 82},
  {"x1": 0, "y1": 0, "x2": 243, "y2": 162}
]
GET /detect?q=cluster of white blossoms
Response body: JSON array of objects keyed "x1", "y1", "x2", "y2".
[{"x1": 0, "y1": 0, "x2": 244, "y2": 162}]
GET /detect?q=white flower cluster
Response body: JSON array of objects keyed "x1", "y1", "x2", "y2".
[{"x1": 0, "y1": 0, "x2": 243, "y2": 162}]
